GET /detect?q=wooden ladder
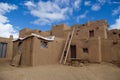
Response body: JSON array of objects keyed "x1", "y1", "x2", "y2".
[{"x1": 59, "y1": 27, "x2": 75, "y2": 64}]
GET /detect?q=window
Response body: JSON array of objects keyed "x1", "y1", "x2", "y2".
[
  {"x1": 0, "y1": 42, "x2": 7, "y2": 58},
  {"x1": 41, "y1": 41, "x2": 48, "y2": 48},
  {"x1": 96, "y1": 27, "x2": 99, "y2": 30},
  {"x1": 77, "y1": 30, "x2": 80, "y2": 32},
  {"x1": 83, "y1": 48, "x2": 88, "y2": 53},
  {"x1": 113, "y1": 32, "x2": 116, "y2": 34},
  {"x1": 113, "y1": 41, "x2": 118, "y2": 45},
  {"x1": 119, "y1": 34, "x2": 120, "y2": 38},
  {"x1": 89, "y1": 30, "x2": 94, "y2": 37},
  {"x1": 39, "y1": 30, "x2": 41, "y2": 33},
  {"x1": 76, "y1": 33, "x2": 78, "y2": 35},
  {"x1": 82, "y1": 24, "x2": 85, "y2": 26}
]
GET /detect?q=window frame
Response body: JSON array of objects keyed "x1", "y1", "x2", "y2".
[
  {"x1": 89, "y1": 30, "x2": 94, "y2": 37},
  {"x1": 83, "y1": 48, "x2": 89, "y2": 53},
  {"x1": 40, "y1": 40, "x2": 48, "y2": 48}
]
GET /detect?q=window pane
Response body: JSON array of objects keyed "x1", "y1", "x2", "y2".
[{"x1": 41, "y1": 41, "x2": 48, "y2": 48}]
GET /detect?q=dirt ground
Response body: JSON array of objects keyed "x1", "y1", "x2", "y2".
[{"x1": 0, "y1": 59, "x2": 120, "y2": 80}]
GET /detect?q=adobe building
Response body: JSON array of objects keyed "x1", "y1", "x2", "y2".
[
  {"x1": 0, "y1": 35, "x2": 13, "y2": 59},
  {"x1": 1, "y1": 20, "x2": 119, "y2": 66},
  {"x1": 12, "y1": 33, "x2": 64, "y2": 66}
]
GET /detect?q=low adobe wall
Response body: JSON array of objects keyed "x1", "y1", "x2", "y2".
[{"x1": 101, "y1": 39, "x2": 120, "y2": 62}]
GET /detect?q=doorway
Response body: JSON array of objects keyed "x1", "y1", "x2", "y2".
[
  {"x1": 0, "y1": 42, "x2": 7, "y2": 58},
  {"x1": 70, "y1": 45, "x2": 76, "y2": 58}
]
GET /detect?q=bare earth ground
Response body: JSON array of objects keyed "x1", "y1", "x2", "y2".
[{"x1": 0, "y1": 59, "x2": 120, "y2": 80}]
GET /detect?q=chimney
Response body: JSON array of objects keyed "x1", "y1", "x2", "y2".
[
  {"x1": 10, "y1": 35, "x2": 13, "y2": 40},
  {"x1": 86, "y1": 21, "x2": 90, "y2": 26}
]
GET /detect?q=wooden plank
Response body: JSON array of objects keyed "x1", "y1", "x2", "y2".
[
  {"x1": 11, "y1": 43, "x2": 22, "y2": 67},
  {"x1": 63, "y1": 27, "x2": 75, "y2": 64},
  {"x1": 11, "y1": 53, "x2": 21, "y2": 66},
  {"x1": 59, "y1": 32, "x2": 70, "y2": 64}
]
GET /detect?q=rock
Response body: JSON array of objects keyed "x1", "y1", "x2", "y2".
[{"x1": 79, "y1": 63, "x2": 84, "y2": 67}]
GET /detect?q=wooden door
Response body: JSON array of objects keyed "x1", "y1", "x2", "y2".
[{"x1": 70, "y1": 45, "x2": 76, "y2": 58}]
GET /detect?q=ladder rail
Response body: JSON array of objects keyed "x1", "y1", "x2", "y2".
[
  {"x1": 63, "y1": 27, "x2": 75, "y2": 64},
  {"x1": 59, "y1": 32, "x2": 71, "y2": 64}
]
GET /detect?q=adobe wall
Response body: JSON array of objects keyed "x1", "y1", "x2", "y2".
[
  {"x1": 0, "y1": 36, "x2": 13, "y2": 59},
  {"x1": 73, "y1": 20, "x2": 108, "y2": 40},
  {"x1": 31, "y1": 37, "x2": 65, "y2": 66},
  {"x1": 70, "y1": 38, "x2": 101, "y2": 63},
  {"x1": 13, "y1": 37, "x2": 33, "y2": 66},
  {"x1": 108, "y1": 29, "x2": 120, "y2": 39},
  {"x1": 19, "y1": 28, "x2": 31, "y2": 37},
  {"x1": 51, "y1": 24, "x2": 71, "y2": 39},
  {"x1": 101, "y1": 39, "x2": 120, "y2": 62},
  {"x1": 19, "y1": 28, "x2": 50, "y2": 38}
]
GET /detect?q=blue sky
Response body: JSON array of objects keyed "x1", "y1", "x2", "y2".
[{"x1": 0, "y1": 0, "x2": 120, "y2": 38}]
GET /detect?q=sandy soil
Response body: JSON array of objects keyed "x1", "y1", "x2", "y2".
[{"x1": 0, "y1": 59, "x2": 120, "y2": 80}]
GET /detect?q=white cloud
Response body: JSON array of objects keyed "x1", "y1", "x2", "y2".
[
  {"x1": 98, "y1": 0, "x2": 106, "y2": 4},
  {"x1": 34, "y1": 18, "x2": 51, "y2": 26},
  {"x1": 77, "y1": 11, "x2": 88, "y2": 22},
  {"x1": 109, "y1": 16, "x2": 120, "y2": 30},
  {"x1": 84, "y1": 1, "x2": 91, "y2": 6},
  {"x1": 73, "y1": 0, "x2": 82, "y2": 9},
  {"x1": 108, "y1": 1, "x2": 120, "y2": 4},
  {"x1": 0, "y1": 2, "x2": 17, "y2": 14},
  {"x1": 0, "y1": 21, "x2": 18, "y2": 38},
  {"x1": 90, "y1": 0, "x2": 107, "y2": 11},
  {"x1": 112, "y1": 6, "x2": 120, "y2": 15},
  {"x1": 0, "y1": 3, "x2": 18, "y2": 38},
  {"x1": 24, "y1": 1, "x2": 72, "y2": 25},
  {"x1": 24, "y1": 1, "x2": 35, "y2": 7},
  {"x1": 112, "y1": 1, "x2": 120, "y2": 4},
  {"x1": 91, "y1": 3, "x2": 101, "y2": 11},
  {"x1": 54, "y1": 0, "x2": 70, "y2": 6},
  {"x1": 0, "y1": 14, "x2": 9, "y2": 23}
]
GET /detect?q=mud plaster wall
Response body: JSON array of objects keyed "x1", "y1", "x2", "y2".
[
  {"x1": 108, "y1": 29, "x2": 120, "y2": 39},
  {"x1": 19, "y1": 28, "x2": 50, "y2": 38},
  {"x1": 52, "y1": 24, "x2": 71, "y2": 39},
  {"x1": 31, "y1": 37, "x2": 65, "y2": 66},
  {"x1": 73, "y1": 21, "x2": 108, "y2": 40},
  {"x1": 101, "y1": 39, "x2": 120, "y2": 62},
  {"x1": 69, "y1": 38, "x2": 101, "y2": 63},
  {"x1": 0, "y1": 37, "x2": 13, "y2": 59}
]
